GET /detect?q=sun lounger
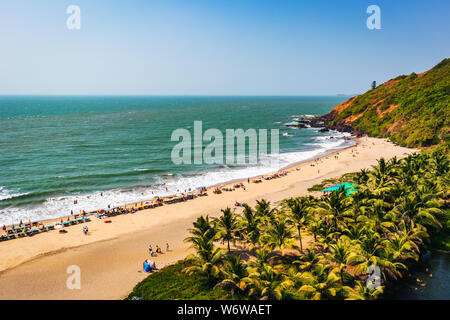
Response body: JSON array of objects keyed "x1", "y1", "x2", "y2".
[{"x1": 28, "y1": 229, "x2": 39, "y2": 236}]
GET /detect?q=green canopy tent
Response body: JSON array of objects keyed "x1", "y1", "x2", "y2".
[{"x1": 321, "y1": 183, "x2": 359, "y2": 196}]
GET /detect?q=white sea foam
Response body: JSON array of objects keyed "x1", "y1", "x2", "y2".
[
  {"x1": 0, "y1": 136, "x2": 355, "y2": 225},
  {"x1": 283, "y1": 121, "x2": 299, "y2": 126},
  {"x1": 0, "y1": 187, "x2": 28, "y2": 201}
]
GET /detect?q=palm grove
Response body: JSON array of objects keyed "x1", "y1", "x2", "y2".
[{"x1": 180, "y1": 150, "x2": 449, "y2": 300}]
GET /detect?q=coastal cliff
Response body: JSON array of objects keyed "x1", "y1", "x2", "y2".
[{"x1": 302, "y1": 58, "x2": 450, "y2": 148}]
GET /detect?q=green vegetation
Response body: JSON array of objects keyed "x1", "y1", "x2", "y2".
[
  {"x1": 127, "y1": 259, "x2": 232, "y2": 300},
  {"x1": 128, "y1": 149, "x2": 449, "y2": 300},
  {"x1": 328, "y1": 58, "x2": 450, "y2": 148}
]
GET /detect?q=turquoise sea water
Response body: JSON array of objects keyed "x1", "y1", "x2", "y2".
[{"x1": 0, "y1": 96, "x2": 352, "y2": 225}]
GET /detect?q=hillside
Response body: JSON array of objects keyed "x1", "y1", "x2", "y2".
[{"x1": 326, "y1": 58, "x2": 450, "y2": 148}]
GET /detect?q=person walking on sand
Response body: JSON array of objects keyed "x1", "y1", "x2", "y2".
[{"x1": 166, "y1": 243, "x2": 169, "y2": 252}]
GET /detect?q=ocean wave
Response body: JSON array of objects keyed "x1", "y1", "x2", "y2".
[{"x1": 0, "y1": 187, "x2": 29, "y2": 201}]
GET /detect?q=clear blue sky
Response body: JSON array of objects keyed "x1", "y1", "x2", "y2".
[{"x1": 0, "y1": 0, "x2": 448, "y2": 95}]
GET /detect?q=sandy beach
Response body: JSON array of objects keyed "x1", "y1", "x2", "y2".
[{"x1": 0, "y1": 136, "x2": 418, "y2": 299}]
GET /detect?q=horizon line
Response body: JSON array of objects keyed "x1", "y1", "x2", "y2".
[{"x1": 0, "y1": 93, "x2": 359, "y2": 97}]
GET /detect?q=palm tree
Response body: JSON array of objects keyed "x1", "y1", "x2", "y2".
[
  {"x1": 430, "y1": 151, "x2": 449, "y2": 176},
  {"x1": 341, "y1": 223, "x2": 366, "y2": 242},
  {"x1": 393, "y1": 193, "x2": 442, "y2": 230},
  {"x1": 215, "y1": 254, "x2": 248, "y2": 297},
  {"x1": 347, "y1": 191, "x2": 369, "y2": 222},
  {"x1": 262, "y1": 217, "x2": 297, "y2": 256},
  {"x1": 361, "y1": 199, "x2": 395, "y2": 235},
  {"x1": 384, "y1": 234, "x2": 419, "y2": 263},
  {"x1": 293, "y1": 248, "x2": 323, "y2": 272},
  {"x1": 297, "y1": 264, "x2": 341, "y2": 300},
  {"x1": 307, "y1": 215, "x2": 322, "y2": 242},
  {"x1": 185, "y1": 215, "x2": 216, "y2": 246},
  {"x1": 215, "y1": 208, "x2": 239, "y2": 253},
  {"x1": 344, "y1": 281, "x2": 384, "y2": 300},
  {"x1": 255, "y1": 199, "x2": 276, "y2": 221},
  {"x1": 239, "y1": 204, "x2": 261, "y2": 250},
  {"x1": 327, "y1": 240, "x2": 351, "y2": 283},
  {"x1": 183, "y1": 236, "x2": 224, "y2": 280},
  {"x1": 395, "y1": 219, "x2": 428, "y2": 249},
  {"x1": 247, "y1": 263, "x2": 293, "y2": 300},
  {"x1": 370, "y1": 158, "x2": 395, "y2": 186},
  {"x1": 285, "y1": 197, "x2": 309, "y2": 252},
  {"x1": 385, "y1": 181, "x2": 408, "y2": 205},
  {"x1": 346, "y1": 231, "x2": 385, "y2": 275},
  {"x1": 355, "y1": 168, "x2": 370, "y2": 185},
  {"x1": 317, "y1": 187, "x2": 351, "y2": 234}
]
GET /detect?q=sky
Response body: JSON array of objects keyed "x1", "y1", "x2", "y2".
[{"x1": 0, "y1": 0, "x2": 449, "y2": 95}]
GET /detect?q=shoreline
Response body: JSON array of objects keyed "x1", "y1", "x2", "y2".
[
  {"x1": 202, "y1": 137, "x2": 356, "y2": 191},
  {"x1": 0, "y1": 136, "x2": 418, "y2": 299}
]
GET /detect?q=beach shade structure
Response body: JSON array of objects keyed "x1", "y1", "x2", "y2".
[
  {"x1": 346, "y1": 188, "x2": 359, "y2": 196},
  {"x1": 321, "y1": 183, "x2": 358, "y2": 194}
]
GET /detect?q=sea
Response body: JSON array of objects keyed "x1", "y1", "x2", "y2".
[{"x1": 0, "y1": 95, "x2": 353, "y2": 225}]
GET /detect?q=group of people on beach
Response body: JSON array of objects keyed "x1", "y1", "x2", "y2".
[{"x1": 148, "y1": 243, "x2": 169, "y2": 257}]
